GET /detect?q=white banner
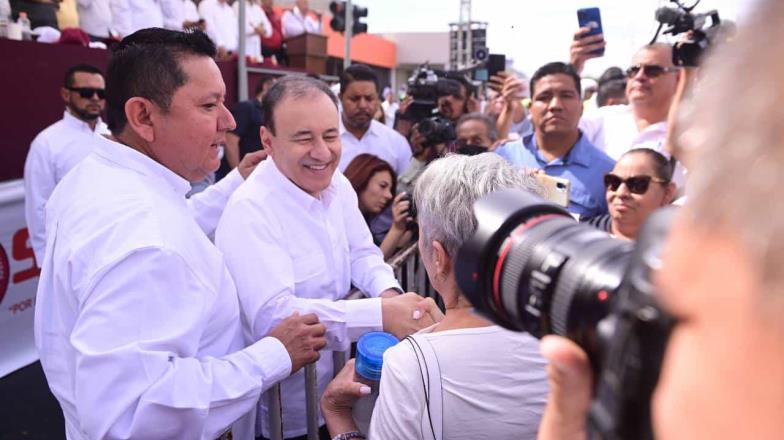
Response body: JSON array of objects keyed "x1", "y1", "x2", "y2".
[{"x1": 0, "y1": 179, "x2": 40, "y2": 378}]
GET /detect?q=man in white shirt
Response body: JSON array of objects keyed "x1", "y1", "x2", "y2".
[
  {"x1": 34, "y1": 29, "x2": 327, "y2": 440},
  {"x1": 281, "y1": 0, "x2": 321, "y2": 39},
  {"x1": 572, "y1": 40, "x2": 679, "y2": 160},
  {"x1": 215, "y1": 76, "x2": 437, "y2": 439},
  {"x1": 199, "y1": 0, "x2": 239, "y2": 55},
  {"x1": 24, "y1": 64, "x2": 110, "y2": 264},
  {"x1": 128, "y1": 0, "x2": 164, "y2": 33},
  {"x1": 337, "y1": 64, "x2": 411, "y2": 176},
  {"x1": 160, "y1": 0, "x2": 200, "y2": 30},
  {"x1": 76, "y1": 0, "x2": 113, "y2": 38},
  {"x1": 233, "y1": 0, "x2": 272, "y2": 62}
]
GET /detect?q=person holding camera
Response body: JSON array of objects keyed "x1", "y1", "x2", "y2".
[
  {"x1": 495, "y1": 62, "x2": 615, "y2": 218},
  {"x1": 344, "y1": 154, "x2": 413, "y2": 260},
  {"x1": 321, "y1": 154, "x2": 549, "y2": 440},
  {"x1": 541, "y1": 1, "x2": 784, "y2": 438}
]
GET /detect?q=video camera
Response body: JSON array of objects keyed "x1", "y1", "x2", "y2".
[
  {"x1": 652, "y1": 0, "x2": 725, "y2": 67},
  {"x1": 401, "y1": 64, "x2": 467, "y2": 147},
  {"x1": 455, "y1": 190, "x2": 676, "y2": 440}
]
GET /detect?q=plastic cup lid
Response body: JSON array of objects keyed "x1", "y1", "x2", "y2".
[{"x1": 355, "y1": 331, "x2": 398, "y2": 382}]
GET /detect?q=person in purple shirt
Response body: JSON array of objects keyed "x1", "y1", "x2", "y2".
[{"x1": 496, "y1": 62, "x2": 614, "y2": 218}]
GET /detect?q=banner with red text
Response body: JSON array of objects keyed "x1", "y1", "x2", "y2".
[{"x1": 0, "y1": 180, "x2": 40, "y2": 378}]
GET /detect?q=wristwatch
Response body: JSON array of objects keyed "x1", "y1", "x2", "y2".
[{"x1": 331, "y1": 432, "x2": 366, "y2": 440}]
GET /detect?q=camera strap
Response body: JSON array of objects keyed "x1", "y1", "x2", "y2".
[{"x1": 405, "y1": 335, "x2": 443, "y2": 440}]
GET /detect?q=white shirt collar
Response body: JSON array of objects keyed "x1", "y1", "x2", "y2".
[
  {"x1": 63, "y1": 109, "x2": 105, "y2": 133},
  {"x1": 266, "y1": 157, "x2": 339, "y2": 209},
  {"x1": 94, "y1": 136, "x2": 192, "y2": 198}
]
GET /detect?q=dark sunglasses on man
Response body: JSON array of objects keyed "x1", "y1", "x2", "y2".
[
  {"x1": 625, "y1": 64, "x2": 679, "y2": 79},
  {"x1": 67, "y1": 87, "x2": 106, "y2": 99},
  {"x1": 604, "y1": 173, "x2": 668, "y2": 195}
]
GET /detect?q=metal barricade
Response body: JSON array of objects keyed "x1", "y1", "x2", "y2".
[{"x1": 261, "y1": 242, "x2": 432, "y2": 440}]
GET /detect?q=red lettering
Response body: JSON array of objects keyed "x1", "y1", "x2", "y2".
[
  {"x1": 12, "y1": 228, "x2": 40, "y2": 283},
  {"x1": 0, "y1": 243, "x2": 8, "y2": 304},
  {"x1": 7, "y1": 297, "x2": 34, "y2": 315}
]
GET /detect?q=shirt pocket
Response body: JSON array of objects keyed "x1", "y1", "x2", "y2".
[
  {"x1": 568, "y1": 184, "x2": 603, "y2": 217},
  {"x1": 292, "y1": 250, "x2": 326, "y2": 283}
]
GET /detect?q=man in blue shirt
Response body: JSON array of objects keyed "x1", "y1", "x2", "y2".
[{"x1": 496, "y1": 62, "x2": 614, "y2": 218}]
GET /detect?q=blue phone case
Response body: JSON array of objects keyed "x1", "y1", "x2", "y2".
[{"x1": 577, "y1": 7, "x2": 604, "y2": 56}]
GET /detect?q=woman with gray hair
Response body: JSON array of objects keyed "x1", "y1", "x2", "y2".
[{"x1": 321, "y1": 153, "x2": 550, "y2": 440}]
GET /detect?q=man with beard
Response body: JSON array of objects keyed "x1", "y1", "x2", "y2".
[
  {"x1": 338, "y1": 64, "x2": 411, "y2": 175},
  {"x1": 24, "y1": 64, "x2": 111, "y2": 263}
]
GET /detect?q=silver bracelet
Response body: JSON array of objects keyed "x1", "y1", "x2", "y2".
[{"x1": 331, "y1": 431, "x2": 366, "y2": 440}]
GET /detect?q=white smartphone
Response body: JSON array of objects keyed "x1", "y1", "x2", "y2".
[{"x1": 535, "y1": 174, "x2": 572, "y2": 208}]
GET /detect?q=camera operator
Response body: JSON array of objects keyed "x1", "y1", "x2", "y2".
[
  {"x1": 436, "y1": 73, "x2": 479, "y2": 124},
  {"x1": 495, "y1": 62, "x2": 615, "y2": 218},
  {"x1": 540, "y1": 1, "x2": 784, "y2": 438}
]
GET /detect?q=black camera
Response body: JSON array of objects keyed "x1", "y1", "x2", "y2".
[
  {"x1": 417, "y1": 116, "x2": 456, "y2": 148},
  {"x1": 401, "y1": 192, "x2": 418, "y2": 231},
  {"x1": 455, "y1": 189, "x2": 675, "y2": 440},
  {"x1": 403, "y1": 64, "x2": 463, "y2": 123},
  {"x1": 653, "y1": 0, "x2": 723, "y2": 67}
]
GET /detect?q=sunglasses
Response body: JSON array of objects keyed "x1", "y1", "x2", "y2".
[
  {"x1": 604, "y1": 173, "x2": 668, "y2": 195},
  {"x1": 67, "y1": 87, "x2": 106, "y2": 99},
  {"x1": 625, "y1": 64, "x2": 679, "y2": 79}
]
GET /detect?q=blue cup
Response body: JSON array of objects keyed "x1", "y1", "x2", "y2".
[{"x1": 355, "y1": 331, "x2": 399, "y2": 382}]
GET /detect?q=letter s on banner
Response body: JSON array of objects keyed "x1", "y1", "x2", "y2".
[
  {"x1": 12, "y1": 228, "x2": 40, "y2": 284},
  {"x1": 0, "y1": 242, "x2": 8, "y2": 305}
]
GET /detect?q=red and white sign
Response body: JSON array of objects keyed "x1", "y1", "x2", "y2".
[{"x1": 0, "y1": 179, "x2": 40, "y2": 378}]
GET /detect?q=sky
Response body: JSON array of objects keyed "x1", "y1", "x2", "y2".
[{"x1": 362, "y1": 0, "x2": 754, "y2": 78}]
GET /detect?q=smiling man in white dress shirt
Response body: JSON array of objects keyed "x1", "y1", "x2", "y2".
[
  {"x1": 215, "y1": 76, "x2": 437, "y2": 439},
  {"x1": 34, "y1": 29, "x2": 328, "y2": 440}
]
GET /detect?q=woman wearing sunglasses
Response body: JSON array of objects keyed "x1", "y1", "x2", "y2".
[{"x1": 582, "y1": 148, "x2": 676, "y2": 240}]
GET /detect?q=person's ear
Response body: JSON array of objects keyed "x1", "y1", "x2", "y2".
[
  {"x1": 260, "y1": 126, "x2": 275, "y2": 156},
  {"x1": 60, "y1": 87, "x2": 70, "y2": 104},
  {"x1": 662, "y1": 182, "x2": 677, "y2": 205},
  {"x1": 124, "y1": 97, "x2": 156, "y2": 143},
  {"x1": 431, "y1": 240, "x2": 453, "y2": 277}
]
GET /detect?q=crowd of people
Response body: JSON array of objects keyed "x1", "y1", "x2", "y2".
[
  {"x1": 17, "y1": 0, "x2": 784, "y2": 438},
  {"x1": 5, "y1": 0, "x2": 320, "y2": 62}
]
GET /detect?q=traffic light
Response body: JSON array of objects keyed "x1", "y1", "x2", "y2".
[
  {"x1": 352, "y1": 5, "x2": 367, "y2": 35},
  {"x1": 329, "y1": 1, "x2": 368, "y2": 35},
  {"x1": 329, "y1": 1, "x2": 345, "y2": 32}
]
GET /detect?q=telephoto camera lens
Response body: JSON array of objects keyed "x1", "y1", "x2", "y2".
[
  {"x1": 455, "y1": 188, "x2": 676, "y2": 440},
  {"x1": 455, "y1": 189, "x2": 633, "y2": 362}
]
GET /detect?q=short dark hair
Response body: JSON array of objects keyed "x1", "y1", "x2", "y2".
[
  {"x1": 598, "y1": 66, "x2": 625, "y2": 85},
  {"x1": 261, "y1": 75, "x2": 338, "y2": 135},
  {"x1": 343, "y1": 154, "x2": 397, "y2": 208},
  {"x1": 597, "y1": 79, "x2": 627, "y2": 107},
  {"x1": 443, "y1": 72, "x2": 475, "y2": 98},
  {"x1": 456, "y1": 112, "x2": 497, "y2": 142},
  {"x1": 64, "y1": 64, "x2": 103, "y2": 88},
  {"x1": 254, "y1": 75, "x2": 276, "y2": 97},
  {"x1": 530, "y1": 62, "x2": 581, "y2": 98},
  {"x1": 105, "y1": 28, "x2": 217, "y2": 133},
  {"x1": 622, "y1": 148, "x2": 674, "y2": 181},
  {"x1": 339, "y1": 64, "x2": 379, "y2": 96}
]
